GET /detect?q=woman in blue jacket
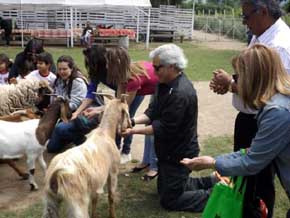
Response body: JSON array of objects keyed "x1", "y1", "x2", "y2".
[{"x1": 181, "y1": 44, "x2": 290, "y2": 218}]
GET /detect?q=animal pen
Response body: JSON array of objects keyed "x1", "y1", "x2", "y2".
[{"x1": 0, "y1": 3, "x2": 196, "y2": 47}]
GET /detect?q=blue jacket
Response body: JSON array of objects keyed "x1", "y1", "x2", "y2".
[{"x1": 215, "y1": 93, "x2": 290, "y2": 199}]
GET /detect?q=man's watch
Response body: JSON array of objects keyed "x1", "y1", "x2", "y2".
[
  {"x1": 131, "y1": 118, "x2": 135, "y2": 127},
  {"x1": 228, "y1": 78, "x2": 235, "y2": 93}
]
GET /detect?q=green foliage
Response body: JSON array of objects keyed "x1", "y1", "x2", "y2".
[
  {"x1": 195, "y1": 2, "x2": 233, "y2": 15},
  {"x1": 284, "y1": 1, "x2": 290, "y2": 13},
  {"x1": 150, "y1": 0, "x2": 184, "y2": 7},
  {"x1": 194, "y1": 17, "x2": 247, "y2": 41},
  {"x1": 283, "y1": 14, "x2": 290, "y2": 25}
]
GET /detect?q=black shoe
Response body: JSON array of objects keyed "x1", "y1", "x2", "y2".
[
  {"x1": 141, "y1": 173, "x2": 158, "y2": 181},
  {"x1": 131, "y1": 164, "x2": 150, "y2": 173}
]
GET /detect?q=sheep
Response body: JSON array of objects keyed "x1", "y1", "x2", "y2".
[
  {"x1": 0, "y1": 97, "x2": 71, "y2": 191},
  {"x1": 0, "y1": 108, "x2": 42, "y2": 179},
  {"x1": 0, "y1": 79, "x2": 53, "y2": 116},
  {"x1": 42, "y1": 94, "x2": 131, "y2": 218}
]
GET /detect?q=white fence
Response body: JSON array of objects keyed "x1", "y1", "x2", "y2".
[
  {"x1": 0, "y1": 5, "x2": 250, "y2": 41},
  {"x1": 0, "y1": 5, "x2": 193, "y2": 39}
]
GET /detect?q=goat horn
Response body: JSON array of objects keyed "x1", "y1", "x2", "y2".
[
  {"x1": 11, "y1": 110, "x2": 28, "y2": 115},
  {"x1": 45, "y1": 94, "x2": 58, "y2": 96},
  {"x1": 92, "y1": 92, "x2": 115, "y2": 100},
  {"x1": 57, "y1": 95, "x2": 65, "y2": 100},
  {"x1": 11, "y1": 107, "x2": 26, "y2": 111},
  {"x1": 120, "y1": 94, "x2": 129, "y2": 103}
]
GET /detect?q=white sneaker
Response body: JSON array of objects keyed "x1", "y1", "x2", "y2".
[{"x1": 120, "y1": 153, "x2": 132, "y2": 164}]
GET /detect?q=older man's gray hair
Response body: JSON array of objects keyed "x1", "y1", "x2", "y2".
[
  {"x1": 240, "y1": 0, "x2": 282, "y2": 19},
  {"x1": 149, "y1": 44, "x2": 188, "y2": 71}
]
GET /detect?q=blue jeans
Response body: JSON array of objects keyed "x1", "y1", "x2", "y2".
[
  {"x1": 116, "y1": 95, "x2": 144, "y2": 154},
  {"x1": 47, "y1": 115, "x2": 99, "y2": 153},
  {"x1": 142, "y1": 135, "x2": 158, "y2": 171}
]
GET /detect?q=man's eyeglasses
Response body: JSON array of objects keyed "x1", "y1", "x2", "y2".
[
  {"x1": 153, "y1": 65, "x2": 164, "y2": 72},
  {"x1": 240, "y1": 8, "x2": 258, "y2": 21}
]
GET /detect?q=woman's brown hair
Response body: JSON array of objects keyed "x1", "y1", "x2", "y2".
[
  {"x1": 129, "y1": 61, "x2": 149, "y2": 80},
  {"x1": 232, "y1": 44, "x2": 290, "y2": 109}
]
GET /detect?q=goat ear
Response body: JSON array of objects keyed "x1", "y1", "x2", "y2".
[
  {"x1": 9, "y1": 77, "x2": 18, "y2": 84},
  {"x1": 121, "y1": 107, "x2": 132, "y2": 129},
  {"x1": 120, "y1": 94, "x2": 128, "y2": 104},
  {"x1": 60, "y1": 101, "x2": 70, "y2": 123}
]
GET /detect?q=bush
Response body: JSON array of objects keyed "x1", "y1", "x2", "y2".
[
  {"x1": 194, "y1": 16, "x2": 247, "y2": 42},
  {"x1": 195, "y1": 3, "x2": 233, "y2": 15},
  {"x1": 284, "y1": 1, "x2": 290, "y2": 13}
]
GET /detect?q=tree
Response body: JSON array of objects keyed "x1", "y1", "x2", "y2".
[
  {"x1": 285, "y1": 1, "x2": 290, "y2": 12},
  {"x1": 151, "y1": 0, "x2": 185, "y2": 7}
]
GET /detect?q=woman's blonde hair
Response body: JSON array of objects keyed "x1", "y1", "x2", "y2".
[
  {"x1": 128, "y1": 61, "x2": 149, "y2": 80},
  {"x1": 233, "y1": 44, "x2": 290, "y2": 109}
]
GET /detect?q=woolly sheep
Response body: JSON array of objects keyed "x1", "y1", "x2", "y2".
[{"x1": 0, "y1": 79, "x2": 53, "y2": 116}]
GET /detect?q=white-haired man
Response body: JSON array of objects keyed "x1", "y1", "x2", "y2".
[{"x1": 122, "y1": 44, "x2": 217, "y2": 212}]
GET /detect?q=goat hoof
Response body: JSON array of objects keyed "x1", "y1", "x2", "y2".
[
  {"x1": 20, "y1": 173, "x2": 29, "y2": 180},
  {"x1": 30, "y1": 184, "x2": 39, "y2": 191}
]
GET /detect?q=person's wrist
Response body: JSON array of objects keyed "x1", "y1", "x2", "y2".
[
  {"x1": 211, "y1": 159, "x2": 216, "y2": 169},
  {"x1": 130, "y1": 128, "x2": 135, "y2": 135}
]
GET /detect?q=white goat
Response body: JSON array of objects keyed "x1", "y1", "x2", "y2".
[
  {"x1": 0, "y1": 97, "x2": 71, "y2": 190},
  {"x1": 42, "y1": 95, "x2": 131, "y2": 218},
  {"x1": 0, "y1": 108, "x2": 42, "y2": 179}
]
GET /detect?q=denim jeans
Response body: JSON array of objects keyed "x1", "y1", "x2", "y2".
[
  {"x1": 47, "y1": 115, "x2": 99, "y2": 153},
  {"x1": 141, "y1": 135, "x2": 158, "y2": 171},
  {"x1": 116, "y1": 95, "x2": 144, "y2": 154}
]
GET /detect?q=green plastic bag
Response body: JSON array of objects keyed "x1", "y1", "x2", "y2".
[
  {"x1": 202, "y1": 149, "x2": 247, "y2": 218},
  {"x1": 202, "y1": 176, "x2": 246, "y2": 218}
]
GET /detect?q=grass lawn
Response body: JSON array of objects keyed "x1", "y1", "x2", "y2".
[
  {"x1": 0, "y1": 135, "x2": 288, "y2": 218},
  {"x1": 0, "y1": 41, "x2": 239, "y2": 81}
]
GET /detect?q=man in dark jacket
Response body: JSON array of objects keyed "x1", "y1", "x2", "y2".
[
  {"x1": 0, "y1": 17, "x2": 12, "y2": 46},
  {"x1": 122, "y1": 44, "x2": 217, "y2": 212}
]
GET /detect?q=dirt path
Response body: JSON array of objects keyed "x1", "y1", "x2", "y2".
[{"x1": 191, "y1": 30, "x2": 247, "y2": 50}]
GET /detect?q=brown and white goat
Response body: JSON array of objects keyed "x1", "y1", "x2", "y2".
[
  {"x1": 0, "y1": 108, "x2": 42, "y2": 179},
  {"x1": 0, "y1": 97, "x2": 71, "y2": 190},
  {"x1": 42, "y1": 95, "x2": 131, "y2": 218}
]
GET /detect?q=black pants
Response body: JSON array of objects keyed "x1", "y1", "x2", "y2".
[
  {"x1": 4, "y1": 31, "x2": 11, "y2": 45},
  {"x1": 157, "y1": 161, "x2": 216, "y2": 212},
  {"x1": 234, "y1": 112, "x2": 275, "y2": 218}
]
